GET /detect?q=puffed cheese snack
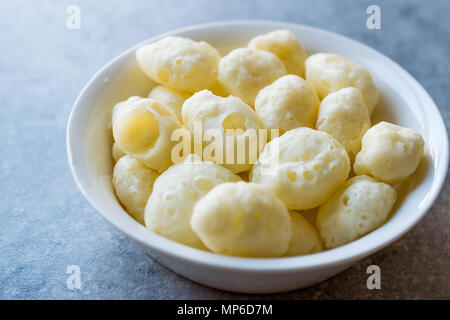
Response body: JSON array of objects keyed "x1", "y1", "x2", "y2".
[
  {"x1": 191, "y1": 182, "x2": 291, "y2": 257},
  {"x1": 354, "y1": 121, "x2": 425, "y2": 184},
  {"x1": 145, "y1": 155, "x2": 241, "y2": 249},
  {"x1": 248, "y1": 29, "x2": 308, "y2": 77},
  {"x1": 113, "y1": 155, "x2": 159, "y2": 224},
  {"x1": 316, "y1": 87, "x2": 371, "y2": 159},
  {"x1": 251, "y1": 127, "x2": 350, "y2": 210},
  {"x1": 136, "y1": 36, "x2": 221, "y2": 92},
  {"x1": 317, "y1": 175, "x2": 397, "y2": 248},
  {"x1": 112, "y1": 96, "x2": 181, "y2": 172},
  {"x1": 182, "y1": 90, "x2": 264, "y2": 173},
  {"x1": 286, "y1": 211, "x2": 324, "y2": 256},
  {"x1": 217, "y1": 48, "x2": 286, "y2": 106},
  {"x1": 148, "y1": 85, "x2": 190, "y2": 122},
  {"x1": 255, "y1": 75, "x2": 320, "y2": 133},
  {"x1": 305, "y1": 53, "x2": 379, "y2": 115}
]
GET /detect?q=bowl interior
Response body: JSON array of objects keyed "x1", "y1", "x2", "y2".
[{"x1": 67, "y1": 21, "x2": 448, "y2": 271}]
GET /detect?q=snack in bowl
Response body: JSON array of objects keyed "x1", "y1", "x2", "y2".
[
  {"x1": 136, "y1": 36, "x2": 221, "y2": 93},
  {"x1": 106, "y1": 29, "x2": 425, "y2": 258},
  {"x1": 250, "y1": 127, "x2": 351, "y2": 211},
  {"x1": 182, "y1": 89, "x2": 264, "y2": 173},
  {"x1": 248, "y1": 29, "x2": 308, "y2": 77},
  {"x1": 217, "y1": 47, "x2": 286, "y2": 106},
  {"x1": 305, "y1": 53, "x2": 379, "y2": 115},
  {"x1": 255, "y1": 74, "x2": 320, "y2": 133},
  {"x1": 191, "y1": 181, "x2": 291, "y2": 257}
]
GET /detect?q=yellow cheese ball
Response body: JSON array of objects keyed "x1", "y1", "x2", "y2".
[
  {"x1": 316, "y1": 87, "x2": 371, "y2": 159},
  {"x1": 191, "y1": 182, "x2": 291, "y2": 257},
  {"x1": 136, "y1": 36, "x2": 221, "y2": 92},
  {"x1": 251, "y1": 127, "x2": 350, "y2": 210},
  {"x1": 255, "y1": 75, "x2": 320, "y2": 133},
  {"x1": 305, "y1": 53, "x2": 379, "y2": 115},
  {"x1": 182, "y1": 90, "x2": 264, "y2": 173},
  {"x1": 111, "y1": 142, "x2": 125, "y2": 163},
  {"x1": 354, "y1": 121, "x2": 425, "y2": 184},
  {"x1": 112, "y1": 96, "x2": 181, "y2": 172},
  {"x1": 248, "y1": 29, "x2": 308, "y2": 77},
  {"x1": 145, "y1": 155, "x2": 241, "y2": 250},
  {"x1": 148, "y1": 85, "x2": 190, "y2": 122},
  {"x1": 217, "y1": 48, "x2": 286, "y2": 106},
  {"x1": 285, "y1": 211, "x2": 324, "y2": 256},
  {"x1": 112, "y1": 155, "x2": 159, "y2": 224},
  {"x1": 317, "y1": 175, "x2": 397, "y2": 248}
]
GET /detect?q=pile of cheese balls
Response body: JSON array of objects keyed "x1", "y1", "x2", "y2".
[{"x1": 111, "y1": 30, "x2": 425, "y2": 257}]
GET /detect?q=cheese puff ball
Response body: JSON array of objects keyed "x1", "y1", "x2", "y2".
[
  {"x1": 112, "y1": 96, "x2": 181, "y2": 172},
  {"x1": 255, "y1": 75, "x2": 320, "y2": 133},
  {"x1": 217, "y1": 48, "x2": 286, "y2": 106},
  {"x1": 113, "y1": 155, "x2": 159, "y2": 224},
  {"x1": 112, "y1": 142, "x2": 125, "y2": 163},
  {"x1": 316, "y1": 87, "x2": 371, "y2": 159},
  {"x1": 317, "y1": 175, "x2": 397, "y2": 248},
  {"x1": 136, "y1": 36, "x2": 221, "y2": 92},
  {"x1": 148, "y1": 85, "x2": 190, "y2": 122},
  {"x1": 354, "y1": 121, "x2": 425, "y2": 184},
  {"x1": 248, "y1": 29, "x2": 308, "y2": 77},
  {"x1": 191, "y1": 182, "x2": 291, "y2": 257},
  {"x1": 182, "y1": 90, "x2": 264, "y2": 173},
  {"x1": 145, "y1": 155, "x2": 241, "y2": 249},
  {"x1": 285, "y1": 211, "x2": 324, "y2": 256},
  {"x1": 305, "y1": 53, "x2": 379, "y2": 115},
  {"x1": 251, "y1": 127, "x2": 350, "y2": 210}
]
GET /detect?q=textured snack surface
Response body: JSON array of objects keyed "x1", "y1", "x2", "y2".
[
  {"x1": 316, "y1": 87, "x2": 371, "y2": 159},
  {"x1": 191, "y1": 182, "x2": 291, "y2": 257},
  {"x1": 255, "y1": 75, "x2": 320, "y2": 133},
  {"x1": 317, "y1": 175, "x2": 397, "y2": 248},
  {"x1": 113, "y1": 155, "x2": 159, "y2": 224},
  {"x1": 248, "y1": 29, "x2": 308, "y2": 77},
  {"x1": 182, "y1": 90, "x2": 264, "y2": 173},
  {"x1": 145, "y1": 155, "x2": 241, "y2": 249},
  {"x1": 136, "y1": 36, "x2": 221, "y2": 92},
  {"x1": 251, "y1": 127, "x2": 350, "y2": 210},
  {"x1": 218, "y1": 48, "x2": 286, "y2": 106},
  {"x1": 305, "y1": 53, "x2": 379, "y2": 115},
  {"x1": 112, "y1": 96, "x2": 181, "y2": 172},
  {"x1": 354, "y1": 121, "x2": 425, "y2": 184}
]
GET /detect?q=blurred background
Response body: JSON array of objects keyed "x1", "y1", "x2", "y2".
[{"x1": 0, "y1": 0, "x2": 448, "y2": 299}]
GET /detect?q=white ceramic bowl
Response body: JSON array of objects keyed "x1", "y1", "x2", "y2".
[{"x1": 66, "y1": 20, "x2": 448, "y2": 293}]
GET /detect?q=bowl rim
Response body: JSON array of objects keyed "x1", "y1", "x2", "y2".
[{"x1": 67, "y1": 19, "x2": 449, "y2": 273}]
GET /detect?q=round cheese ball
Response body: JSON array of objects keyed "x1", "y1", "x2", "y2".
[
  {"x1": 112, "y1": 142, "x2": 125, "y2": 163},
  {"x1": 148, "y1": 85, "x2": 190, "y2": 122},
  {"x1": 251, "y1": 127, "x2": 350, "y2": 210},
  {"x1": 217, "y1": 48, "x2": 286, "y2": 106},
  {"x1": 255, "y1": 75, "x2": 320, "y2": 133},
  {"x1": 305, "y1": 53, "x2": 379, "y2": 115},
  {"x1": 354, "y1": 121, "x2": 425, "y2": 184},
  {"x1": 145, "y1": 155, "x2": 241, "y2": 249},
  {"x1": 191, "y1": 182, "x2": 291, "y2": 257},
  {"x1": 286, "y1": 211, "x2": 324, "y2": 256},
  {"x1": 136, "y1": 36, "x2": 221, "y2": 92},
  {"x1": 316, "y1": 87, "x2": 371, "y2": 159},
  {"x1": 182, "y1": 90, "x2": 264, "y2": 173},
  {"x1": 112, "y1": 96, "x2": 181, "y2": 172},
  {"x1": 248, "y1": 29, "x2": 308, "y2": 77},
  {"x1": 112, "y1": 155, "x2": 159, "y2": 224},
  {"x1": 317, "y1": 175, "x2": 397, "y2": 248}
]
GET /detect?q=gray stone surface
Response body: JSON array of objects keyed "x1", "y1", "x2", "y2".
[{"x1": 0, "y1": 0, "x2": 448, "y2": 299}]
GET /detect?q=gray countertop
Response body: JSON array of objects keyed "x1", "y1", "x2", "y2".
[{"x1": 0, "y1": 0, "x2": 449, "y2": 299}]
